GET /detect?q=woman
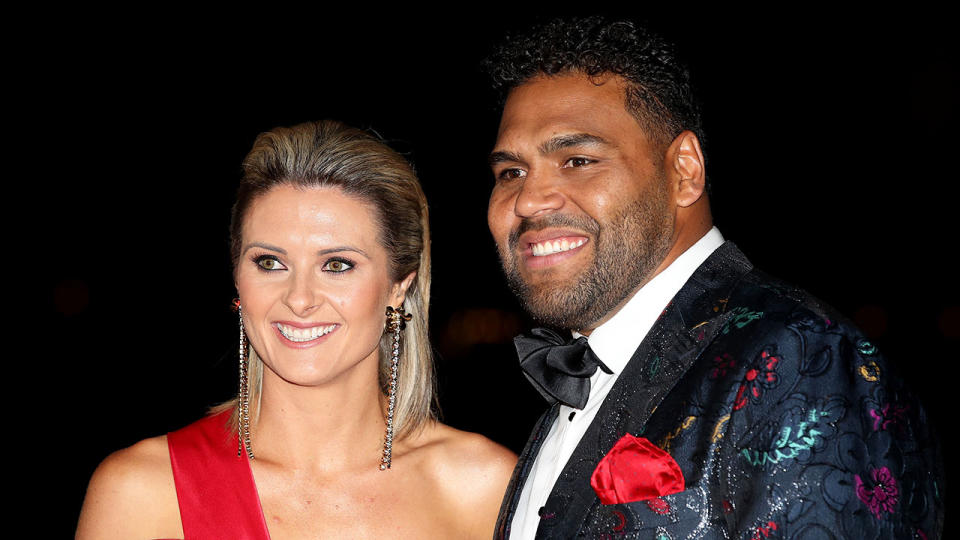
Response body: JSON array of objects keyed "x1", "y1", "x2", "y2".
[{"x1": 77, "y1": 120, "x2": 516, "y2": 539}]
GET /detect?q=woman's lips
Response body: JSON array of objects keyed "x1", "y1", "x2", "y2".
[{"x1": 273, "y1": 322, "x2": 338, "y2": 348}]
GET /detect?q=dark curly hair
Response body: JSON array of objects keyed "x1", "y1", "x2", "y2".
[{"x1": 484, "y1": 16, "x2": 702, "y2": 149}]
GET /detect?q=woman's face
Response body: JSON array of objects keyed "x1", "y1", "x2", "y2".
[{"x1": 236, "y1": 184, "x2": 413, "y2": 389}]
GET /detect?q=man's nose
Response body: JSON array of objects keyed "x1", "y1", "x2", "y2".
[{"x1": 514, "y1": 169, "x2": 565, "y2": 218}]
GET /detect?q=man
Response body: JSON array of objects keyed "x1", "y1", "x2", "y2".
[{"x1": 485, "y1": 17, "x2": 943, "y2": 539}]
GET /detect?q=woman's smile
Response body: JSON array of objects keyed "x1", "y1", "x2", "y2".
[{"x1": 273, "y1": 322, "x2": 339, "y2": 347}]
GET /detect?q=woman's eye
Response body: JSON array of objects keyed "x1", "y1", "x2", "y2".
[
  {"x1": 324, "y1": 259, "x2": 354, "y2": 273},
  {"x1": 254, "y1": 256, "x2": 285, "y2": 271}
]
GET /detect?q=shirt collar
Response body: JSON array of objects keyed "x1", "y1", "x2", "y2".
[{"x1": 577, "y1": 227, "x2": 725, "y2": 374}]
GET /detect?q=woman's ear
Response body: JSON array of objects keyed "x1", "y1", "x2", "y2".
[{"x1": 391, "y1": 271, "x2": 417, "y2": 306}]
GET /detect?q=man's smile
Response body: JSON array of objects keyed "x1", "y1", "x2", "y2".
[
  {"x1": 531, "y1": 237, "x2": 587, "y2": 257},
  {"x1": 514, "y1": 229, "x2": 591, "y2": 271}
]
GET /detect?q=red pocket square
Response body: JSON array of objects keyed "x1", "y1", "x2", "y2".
[{"x1": 590, "y1": 434, "x2": 685, "y2": 505}]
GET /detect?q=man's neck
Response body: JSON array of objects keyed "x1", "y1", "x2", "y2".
[{"x1": 577, "y1": 223, "x2": 718, "y2": 336}]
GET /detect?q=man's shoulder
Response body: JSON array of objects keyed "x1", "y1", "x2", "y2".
[
  {"x1": 699, "y1": 263, "x2": 899, "y2": 395},
  {"x1": 695, "y1": 266, "x2": 945, "y2": 539},
  {"x1": 686, "y1": 242, "x2": 849, "y2": 340},
  {"x1": 722, "y1": 264, "x2": 859, "y2": 342}
]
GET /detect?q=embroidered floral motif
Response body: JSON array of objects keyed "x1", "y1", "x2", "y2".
[
  {"x1": 741, "y1": 397, "x2": 844, "y2": 467},
  {"x1": 722, "y1": 307, "x2": 764, "y2": 334},
  {"x1": 721, "y1": 499, "x2": 734, "y2": 514},
  {"x1": 856, "y1": 466, "x2": 898, "y2": 519},
  {"x1": 659, "y1": 416, "x2": 697, "y2": 454},
  {"x1": 710, "y1": 353, "x2": 736, "y2": 379},
  {"x1": 741, "y1": 416, "x2": 823, "y2": 466},
  {"x1": 611, "y1": 509, "x2": 626, "y2": 532},
  {"x1": 857, "y1": 339, "x2": 878, "y2": 356},
  {"x1": 734, "y1": 348, "x2": 780, "y2": 411},
  {"x1": 712, "y1": 415, "x2": 730, "y2": 443},
  {"x1": 799, "y1": 345, "x2": 833, "y2": 376},
  {"x1": 869, "y1": 403, "x2": 909, "y2": 432},
  {"x1": 648, "y1": 355, "x2": 662, "y2": 378},
  {"x1": 859, "y1": 361, "x2": 881, "y2": 382},
  {"x1": 646, "y1": 497, "x2": 671, "y2": 515},
  {"x1": 750, "y1": 521, "x2": 778, "y2": 539}
]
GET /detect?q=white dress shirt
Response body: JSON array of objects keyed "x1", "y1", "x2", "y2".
[{"x1": 510, "y1": 227, "x2": 725, "y2": 539}]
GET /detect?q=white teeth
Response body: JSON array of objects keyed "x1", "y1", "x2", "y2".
[
  {"x1": 531, "y1": 238, "x2": 586, "y2": 257},
  {"x1": 276, "y1": 323, "x2": 336, "y2": 342}
]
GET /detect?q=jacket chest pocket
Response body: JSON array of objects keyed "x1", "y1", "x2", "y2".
[{"x1": 578, "y1": 485, "x2": 730, "y2": 538}]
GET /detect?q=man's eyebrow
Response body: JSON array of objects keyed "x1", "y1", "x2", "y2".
[
  {"x1": 488, "y1": 150, "x2": 524, "y2": 167},
  {"x1": 488, "y1": 133, "x2": 609, "y2": 167},
  {"x1": 539, "y1": 133, "x2": 609, "y2": 155}
]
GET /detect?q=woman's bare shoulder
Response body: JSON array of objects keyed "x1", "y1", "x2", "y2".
[
  {"x1": 76, "y1": 435, "x2": 182, "y2": 539},
  {"x1": 416, "y1": 422, "x2": 517, "y2": 480},
  {"x1": 408, "y1": 422, "x2": 517, "y2": 535}
]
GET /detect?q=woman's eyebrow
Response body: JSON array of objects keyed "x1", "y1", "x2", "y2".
[
  {"x1": 318, "y1": 246, "x2": 369, "y2": 258},
  {"x1": 242, "y1": 242, "x2": 286, "y2": 255},
  {"x1": 241, "y1": 243, "x2": 368, "y2": 258}
]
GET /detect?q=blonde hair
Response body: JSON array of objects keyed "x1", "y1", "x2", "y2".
[{"x1": 216, "y1": 120, "x2": 435, "y2": 440}]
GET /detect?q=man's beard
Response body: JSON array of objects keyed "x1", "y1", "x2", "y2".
[{"x1": 499, "y1": 184, "x2": 674, "y2": 331}]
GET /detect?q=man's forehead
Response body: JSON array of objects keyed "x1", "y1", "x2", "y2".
[
  {"x1": 493, "y1": 73, "x2": 646, "y2": 155},
  {"x1": 500, "y1": 73, "x2": 626, "y2": 122}
]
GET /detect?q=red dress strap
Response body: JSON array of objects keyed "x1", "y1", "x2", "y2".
[{"x1": 168, "y1": 410, "x2": 270, "y2": 539}]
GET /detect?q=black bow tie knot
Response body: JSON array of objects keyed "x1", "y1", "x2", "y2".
[{"x1": 515, "y1": 327, "x2": 612, "y2": 409}]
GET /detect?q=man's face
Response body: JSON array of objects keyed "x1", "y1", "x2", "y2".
[{"x1": 487, "y1": 72, "x2": 676, "y2": 331}]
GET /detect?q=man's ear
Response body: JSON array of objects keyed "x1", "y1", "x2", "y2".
[
  {"x1": 391, "y1": 271, "x2": 417, "y2": 306},
  {"x1": 666, "y1": 130, "x2": 706, "y2": 208}
]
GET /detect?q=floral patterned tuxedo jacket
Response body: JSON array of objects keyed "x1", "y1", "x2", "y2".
[{"x1": 495, "y1": 242, "x2": 944, "y2": 539}]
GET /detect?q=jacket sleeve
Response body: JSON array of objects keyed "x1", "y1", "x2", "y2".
[{"x1": 716, "y1": 312, "x2": 944, "y2": 539}]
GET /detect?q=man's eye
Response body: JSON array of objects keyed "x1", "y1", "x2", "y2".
[
  {"x1": 254, "y1": 256, "x2": 286, "y2": 271},
  {"x1": 323, "y1": 259, "x2": 354, "y2": 273},
  {"x1": 563, "y1": 157, "x2": 593, "y2": 168},
  {"x1": 497, "y1": 168, "x2": 527, "y2": 181}
]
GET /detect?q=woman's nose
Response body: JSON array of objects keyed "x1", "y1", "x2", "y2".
[{"x1": 282, "y1": 271, "x2": 320, "y2": 316}]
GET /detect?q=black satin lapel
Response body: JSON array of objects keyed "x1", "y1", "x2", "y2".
[
  {"x1": 533, "y1": 242, "x2": 752, "y2": 538},
  {"x1": 533, "y1": 308, "x2": 733, "y2": 537},
  {"x1": 494, "y1": 404, "x2": 560, "y2": 540}
]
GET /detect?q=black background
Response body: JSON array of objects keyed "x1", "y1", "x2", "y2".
[{"x1": 25, "y1": 7, "x2": 956, "y2": 536}]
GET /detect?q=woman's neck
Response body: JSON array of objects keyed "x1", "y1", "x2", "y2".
[{"x1": 250, "y1": 368, "x2": 387, "y2": 473}]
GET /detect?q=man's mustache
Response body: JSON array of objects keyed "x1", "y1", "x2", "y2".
[{"x1": 508, "y1": 214, "x2": 600, "y2": 252}]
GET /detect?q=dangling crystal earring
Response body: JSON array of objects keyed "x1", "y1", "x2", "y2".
[
  {"x1": 381, "y1": 304, "x2": 412, "y2": 470},
  {"x1": 236, "y1": 301, "x2": 254, "y2": 459}
]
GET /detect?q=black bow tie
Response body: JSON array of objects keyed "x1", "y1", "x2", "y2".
[{"x1": 515, "y1": 327, "x2": 613, "y2": 409}]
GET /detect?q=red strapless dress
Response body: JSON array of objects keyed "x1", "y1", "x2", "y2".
[{"x1": 167, "y1": 410, "x2": 271, "y2": 539}]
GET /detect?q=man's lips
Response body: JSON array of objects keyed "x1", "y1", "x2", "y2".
[
  {"x1": 516, "y1": 229, "x2": 590, "y2": 267},
  {"x1": 531, "y1": 237, "x2": 588, "y2": 257}
]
